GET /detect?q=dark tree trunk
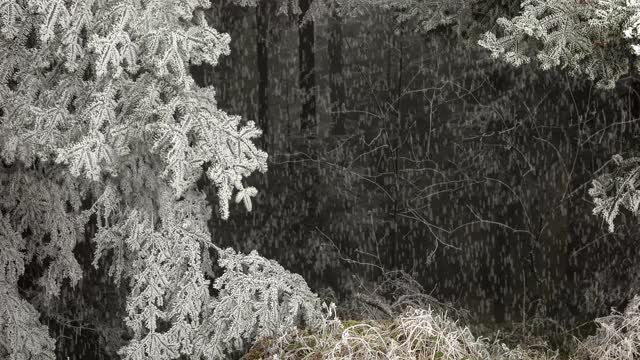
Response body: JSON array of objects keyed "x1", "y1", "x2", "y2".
[
  {"x1": 616, "y1": 75, "x2": 640, "y2": 121},
  {"x1": 298, "y1": 0, "x2": 316, "y2": 134},
  {"x1": 328, "y1": 7, "x2": 345, "y2": 135},
  {"x1": 256, "y1": 0, "x2": 270, "y2": 148}
]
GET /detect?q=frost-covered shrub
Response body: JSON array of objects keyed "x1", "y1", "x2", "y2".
[
  {"x1": 248, "y1": 268, "x2": 560, "y2": 360},
  {"x1": 255, "y1": 304, "x2": 560, "y2": 360},
  {"x1": 577, "y1": 295, "x2": 640, "y2": 359}
]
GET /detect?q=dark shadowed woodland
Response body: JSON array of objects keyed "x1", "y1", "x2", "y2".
[{"x1": 199, "y1": 1, "x2": 639, "y2": 325}]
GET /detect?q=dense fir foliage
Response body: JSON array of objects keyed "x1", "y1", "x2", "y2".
[
  {"x1": 479, "y1": 0, "x2": 633, "y2": 88},
  {"x1": 0, "y1": 0, "x2": 327, "y2": 359}
]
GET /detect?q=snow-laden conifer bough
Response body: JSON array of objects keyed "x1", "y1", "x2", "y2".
[{"x1": 0, "y1": 0, "x2": 333, "y2": 359}]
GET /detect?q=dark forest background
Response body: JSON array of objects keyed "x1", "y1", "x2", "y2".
[
  {"x1": 196, "y1": 2, "x2": 640, "y2": 324},
  {"x1": 45, "y1": 2, "x2": 640, "y2": 358}
]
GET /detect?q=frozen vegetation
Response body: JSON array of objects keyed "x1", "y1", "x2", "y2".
[{"x1": 3, "y1": 0, "x2": 640, "y2": 359}]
